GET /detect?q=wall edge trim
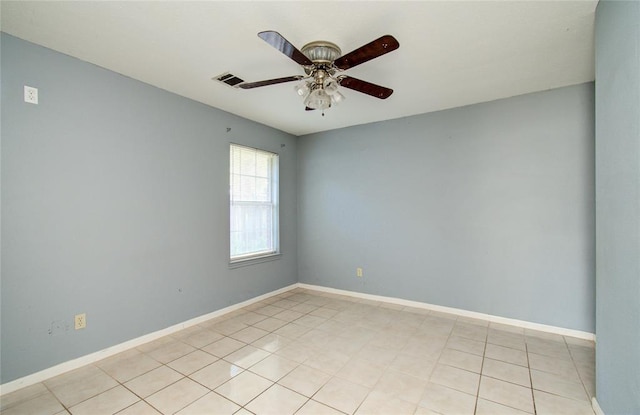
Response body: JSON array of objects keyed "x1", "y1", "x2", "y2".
[
  {"x1": 297, "y1": 283, "x2": 596, "y2": 341},
  {"x1": 592, "y1": 397, "x2": 605, "y2": 415},
  {"x1": 0, "y1": 283, "x2": 297, "y2": 396}
]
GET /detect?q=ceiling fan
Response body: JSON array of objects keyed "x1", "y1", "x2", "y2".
[{"x1": 239, "y1": 31, "x2": 400, "y2": 113}]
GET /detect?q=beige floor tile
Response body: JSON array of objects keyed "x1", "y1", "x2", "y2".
[
  {"x1": 249, "y1": 354, "x2": 299, "y2": 381},
  {"x1": 68, "y1": 386, "x2": 138, "y2": 415},
  {"x1": 313, "y1": 377, "x2": 369, "y2": 415},
  {"x1": 482, "y1": 358, "x2": 531, "y2": 387},
  {"x1": 274, "y1": 342, "x2": 315, "y2": 364},
  {"x1": 295, "y1": 399, "x2": 345, "y2": 415},
  {"x1": 356, "y1": 344, "x2": 399, "y2": 366},
  {"x1": 174, "y1": 392, "x2": 240, "y2": 415},
  {"x1": 206, "y1": 319, "x2": 248, "y2": 336},
  {"x1": 146, "y1": 340, "x2": 196, "y2": 364},
  {"x1": 278, "y1": 364, "x2": 331, "y2": 397},
  {"x1": 430, "y1": 363, "x2": 480, "y2": 395},
  {"x1": 223, "y1": 345, "x2": 270, "y2": 369},
  {"x1": 355, "y1": 390, "x2": 416, "y2": 415},
  {"x1": 295, "y1": 315, "x2": 329, "y2": 328},
  {"x1": 253, "y1": 305, "x2": 285, "y2": 317},
  {"x1": 252, "y1": 317, "x2": 289, "y2": 332},
  {"x1": 229, "y1": 326, "x2": 269, "y2": 344},
  {"x1": 45, "y1": 365, "x2": 119, "y2": 407},
  {"x1": 488, "y1": 323, "x2": 525, "y2": 335},
  {"x1": 487, "y1": 331, "x2": 526, "y2": 351},
  {"x1": 296, "y1": 329, "x2": 333, "y2": 350},
  {"x1": 290, "y1": 302, "x2": 319, "y2": 314},
  {"x1": 214, "y1": 371, "x2": 273, "y2": 406},
  {"x1": 439, "y1": 348, "x2": 483, "y2": 373},
  {"x1": 167, "y1": 350, "x2": 218, "y2": 375},
  {"x1": 231, "y1": 311, "x2": 268, "y2": 326},
  {"x1": 452, "y1": 322, "x2": 488, "y2": 342},
  {"x1": 530, "y1": 369, "x2": 589, "y2": 401},
  {"x1": 0, "y1": 390, "x2": 64, "y2": 415},
  {"x1": 403, "y1": 336, "x2": 447, "y2": 359},
  {"x1": 335, "y1": 358, "x2": 386, "y2": 388},
  {"x1": 457, "y1": 316, "x2": 490, "y2": 327},
  {"x1": 414, "y1": 406, "x2": 447, "y2": 415},
  {"x1": 367, "y1": 333, "x2": 410, "y2": 351},
  {"x1": 373, "y1": 368, "x2": 429, "y2": 404},
  {"x1": 528, "y1": 353, "x2": 581, "y2": 383},
  {"x1": 251, "y1": 333, "x2": 292, "y2": 352},
  {"x1": 179, "y1": 328, "x2": 224, "y2": 348},
  {"x1": 389, "y1": 353, "x2": 436, "y2": 380},
  {"x1": 136, "y1": 337, "x2": 175, "y2": 354},
  {"x1": 315, "y1": 320, "x2": 350, "y2": 336},
  {"x1": 475, "y1": 398, "x2": 531, "y2": 415},
  {"x1": 485, "y1": 343, "x2": 528, "y2": 367},
  {"x1": 271, "y1": 299, "x2": 299, "y2": 309},
  {"x1": 418, "y1": 382, "x2": 477, "y2": 415},
  {"x1": 327, "y1": 336, "x2": 368, "y2": 356},
  {"x1": 96, "y1": 349, "x2": 161, "y2": 383},
  {"x1": 124, "y1": 365, "x2": 183, "y2": 398},
  {"x1": 446, "y1": 335, "x2": 486, "y2": 356},
  {"x1": 201, "y1": 337, "x2": 246, "y2": 358},
  {"x1": 245, "y1": 384, "x2": 308, "y2": 415},
  {"x1": 0, "y1": 383, "x2": 50, "y2": 411},
  {"x1": 146, "y1": 378, "x2": 209, "y2": 415},
  {"x1": 421, "y1": 316, "x2": 457, "y2": 332},
  {"x1": 5, "y1": 291, "x2": 598, "y2": 415},
  {"x1": 189, "y1": 360, "x2": 243, "y2": 390},
  {"x1": 272, "y1": 309, "x2": 305, "y2": 322},
  {"x1": 526, "y1": 338, "x2": 571, "y2": 359},
  {"x1": 533, "y1": 389, "x2": 595, "y2": 415},
  {"x1": 303, "y1": 349, "x2": 351, "y2": 375},
  {"x1": 273, "y1": 323, "x2": 312, "y2": 339},
  {"x1": 524, "y1": 330, "x2": 565, "y2": 342},
  {"x1": 117, "y1": 400, "x2": 162, "y2": 415},
  {"x1": 309, "y1": 307, "x2": 340, "y2": 319},
  {"x1": 478, "y1": 376, "x2": 534, "y2": 413}
]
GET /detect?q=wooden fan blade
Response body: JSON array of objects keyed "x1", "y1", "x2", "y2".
[
  {"x1": 333, "y1": 35, "x2": 399, "y2": 70},
  {"x1": 339, "y1": 76, "x2": 393, "y2": 99},
  {"x1": 258, "y1": 31, "x2": 313, "y2": 66},
  {"x1": 239, "y1": 76, "x2": 303, "y2": 89}
]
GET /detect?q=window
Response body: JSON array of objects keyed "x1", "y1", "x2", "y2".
[{"x1": 230, "y1": 144, "x2": 279, "y2": 262}]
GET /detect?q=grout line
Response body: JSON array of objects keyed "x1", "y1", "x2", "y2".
[
  {"x1": 525, "y1": 340, "x2": 538, "y2": 415},
  {"x1": 5, "y1": 289, "x2": 594, "y2": 415},
  {"x1": 473, "y1": 334, "x2": 490, "y2": 415}
]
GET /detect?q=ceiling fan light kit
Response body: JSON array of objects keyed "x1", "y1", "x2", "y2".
[{"x1": 238, "y1": 31, "x2": 399, "y2": 114}]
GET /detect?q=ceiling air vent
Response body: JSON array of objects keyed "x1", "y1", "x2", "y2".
[{"x1": 214, "y1": 72, "x2": 245, "y2": 88}]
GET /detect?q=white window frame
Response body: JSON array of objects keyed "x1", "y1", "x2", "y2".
[{"x1": 229, "y1": 143, "x2": 280, "y2": 264}]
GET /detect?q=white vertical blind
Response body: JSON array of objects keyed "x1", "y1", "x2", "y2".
[{"x1": 230, "y1": 144, "x2": 279, "y2": 261}]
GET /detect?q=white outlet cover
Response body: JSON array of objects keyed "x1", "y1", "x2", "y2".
[{"x1": 24, "y1": 85, "x2": 38, "y2": 104}]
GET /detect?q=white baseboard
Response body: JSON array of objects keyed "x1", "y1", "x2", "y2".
[
  {"x1": 0, "y1": 283, "x2": 297, "y2": 396},
  {"x1": 592, "y1": 397, "x2": 605, "y2": 415},
  {"x1": 297, "y1": 283, "x2": 596, "y2": 341},
  {"x1": 2, "y1": 281, "x2": 595, "y2": 396}
]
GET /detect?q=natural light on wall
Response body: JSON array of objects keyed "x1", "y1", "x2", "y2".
[{"x1": 229, "y1": 144, "x2": 279, "y2": 262}]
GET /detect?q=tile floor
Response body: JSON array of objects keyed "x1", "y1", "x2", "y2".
[{"x1": 0, "y1": 288, "x2": 596, "y2": 415}]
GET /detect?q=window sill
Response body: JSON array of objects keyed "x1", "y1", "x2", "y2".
[{"x1": 229, "y1": 253, "x2": 282, "y2": 269}]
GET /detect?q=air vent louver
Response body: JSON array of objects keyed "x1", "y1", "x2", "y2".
[{"x1": 214, "y1": 72, "x2": 245, "y2": 88}]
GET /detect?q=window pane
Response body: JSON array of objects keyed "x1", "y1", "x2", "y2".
[{"x1": 230, "y1": 144, "x2": 279, "y2": 260}]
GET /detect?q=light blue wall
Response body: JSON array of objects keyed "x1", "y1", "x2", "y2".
[
  {"x1": 0, "y1": 33, "x2": 298, "y2": 383},
  {"x1": 595, "y1": 1, "x2": 640, "y2": 413},
  {"x1": 298, "y1": 84, "x2": 595, "y2": 332}
]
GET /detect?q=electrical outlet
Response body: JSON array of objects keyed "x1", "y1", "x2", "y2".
[
  {"x1": 356, "y1": 267, "x2": 363, "y2": 277},
  {"x1": 74, "y1": 313, "x2": 86, "y2": 330},
  {"x1": 24, "y1": 86, "x2": 38, "y2": 104}
]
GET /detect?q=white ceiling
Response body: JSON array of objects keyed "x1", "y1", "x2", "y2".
[{"x1": 1, "y1": 1, "x2": 597, "y2": 136}]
